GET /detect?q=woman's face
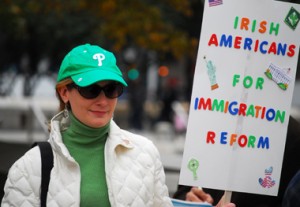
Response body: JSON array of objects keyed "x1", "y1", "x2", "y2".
[{"x1": 59, "y1": 81, "x2": 118, "y2": 128}]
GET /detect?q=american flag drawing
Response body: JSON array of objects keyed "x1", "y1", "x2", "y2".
[
  {"x1": 259, "y1": 176, "x2": 276, "y2": 188},
  {"x1": 208, "y1": 0, "x2": 223, "y2": 7}
]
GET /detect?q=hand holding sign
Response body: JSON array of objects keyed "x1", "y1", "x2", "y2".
[{"x1": 184, "y1": 187, "x2": 235, "y2": 207}]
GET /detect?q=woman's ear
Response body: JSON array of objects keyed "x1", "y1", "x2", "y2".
[{"x1": 57, "y1": 86, "x2": 69, "y2": 103}]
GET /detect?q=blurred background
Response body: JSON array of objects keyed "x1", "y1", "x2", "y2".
[{"x1": 0, "y1": 0, "x2": 299, "y2": 198}]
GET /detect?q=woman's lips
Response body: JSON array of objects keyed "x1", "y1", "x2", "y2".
[{"x1": 90, "y1": 110, "x2": 106, "y2": 116}]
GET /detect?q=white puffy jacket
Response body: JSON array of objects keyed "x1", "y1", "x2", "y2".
[{"x1": 1, "y1": 112, "x2": 173, "y2": 207}]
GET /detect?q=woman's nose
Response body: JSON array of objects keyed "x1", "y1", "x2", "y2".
[{"x1": 95, "y1": 90, "x2": 109, "y2": 102}]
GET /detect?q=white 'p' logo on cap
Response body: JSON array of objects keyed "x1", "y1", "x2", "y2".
[{"x1": 93, "y1": 53, "x2": 105, "y2": 66}]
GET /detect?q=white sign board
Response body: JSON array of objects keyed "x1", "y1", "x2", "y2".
[{"x1": 179, "y1": 0, "x2": 300, "y2": 196}]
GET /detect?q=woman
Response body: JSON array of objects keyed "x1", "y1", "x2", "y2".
[{"x1": 1, "y1": 44, "x2": 172, "y2": 206}]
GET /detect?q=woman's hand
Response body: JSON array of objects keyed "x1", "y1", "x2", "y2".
[
  {"x1": 185, "y1": 187, "x2": 214, "y2": 204},
  {"x1": 185, "y1": 187, "x2": 236, "y2": 207}
]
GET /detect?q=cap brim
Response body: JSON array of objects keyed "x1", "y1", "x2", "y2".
[{"x1": 71, "y1": 69, "x2": 128, "y2": 87}]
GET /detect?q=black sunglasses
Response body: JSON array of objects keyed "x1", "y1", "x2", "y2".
[{"x1": 68, "y1": 82, "x2": 124, "y2": 99}]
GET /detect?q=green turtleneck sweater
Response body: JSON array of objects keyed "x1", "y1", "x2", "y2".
[{"x1": 62, "y1": 112, "x2": 111, "y2": 207}]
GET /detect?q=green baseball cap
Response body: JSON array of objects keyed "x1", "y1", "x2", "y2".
[{"x1": 57, "y1": 44, "x2": 127, "y2": 87}]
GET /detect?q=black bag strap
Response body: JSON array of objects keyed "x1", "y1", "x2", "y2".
[{"x1": 32, "y1": 142, "x2": 54, "y2": 207}]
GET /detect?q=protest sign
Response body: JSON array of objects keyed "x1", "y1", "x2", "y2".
[{"x1": 179, "y1": 0, "x2": 300, "y2": 196}]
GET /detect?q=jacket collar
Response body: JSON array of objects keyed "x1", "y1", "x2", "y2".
[
  {"x1": 49, "y1": 111, "x2": 134, "y2": 159},
  {"x1": 106, "y1": 120, "x2": 134, "y2": 149}
]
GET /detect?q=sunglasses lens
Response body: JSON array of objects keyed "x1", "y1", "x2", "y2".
[
  {"x1": 72, "y1": 83, "x2": 123, "y2": 99},
  {"x1": 80, "y1": 85, "x2": 101, "y2": 99},
  {"x1": 103, "y1": 84, "x2": 123, "y2": 98}
]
